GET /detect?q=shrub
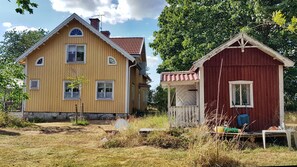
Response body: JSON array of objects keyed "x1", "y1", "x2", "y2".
[
  {"x1": 145, "y1": 131, "x2": 189, "y2": 149},
  {"x1": 0, "y1": 111, "x2": 32, "y2": 128},
  {"x1": 71, "y1": 117, "x2": 89, "y2": 126}
]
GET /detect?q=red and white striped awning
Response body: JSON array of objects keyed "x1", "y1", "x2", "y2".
[{"x1": 160, "y1": 71, "x2": 199, "y2": 86}]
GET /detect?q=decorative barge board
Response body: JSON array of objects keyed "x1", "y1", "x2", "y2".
[{"x1": 161, "y1": 33, "x2": 294, "y2": 131}]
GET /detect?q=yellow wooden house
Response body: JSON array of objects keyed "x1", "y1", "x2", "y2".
[{"x1": 16, "y1": 13, "x2": 150, "y2": 119}]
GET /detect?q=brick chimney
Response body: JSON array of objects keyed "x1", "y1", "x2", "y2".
[
  {"x1": 101, "y1": 31, "x2": 110, "y2": 38},
  {"x1": 89, "y1": 18, "x2": 100, "y2": 31}
]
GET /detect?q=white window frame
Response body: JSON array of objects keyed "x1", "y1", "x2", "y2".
[
  {"x1": 30, "y1": 80, "x2": 39, "y2": 90},
  {"x1": 229, "y1": 80, "x2": 254, "y2": 108},
  {"x1": 65, "y1": 44, "x2": 86, "y2": 64},
  {"x1": 63, "y1": 81, "x2": 80, "y2": 100},
  {"x1": 107, "y1": 56, "x2": 117, "y2": 65},
  {"x1": 96, "y1": 81, "x2": 114, "y2": 100},
  {"x1": 69, "y1": 27, "x2": 83, "y2": 37},
  {"x1": 35, "y1": 57, "x2": 44, "y2": 66}
]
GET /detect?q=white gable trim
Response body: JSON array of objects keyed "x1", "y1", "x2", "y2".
[
  {"x1": 15, "y1": 13, "x2": 135, "y2": 63},
  {"x1": 191, "y1": 33, "x2": 294, "y2": 71}
]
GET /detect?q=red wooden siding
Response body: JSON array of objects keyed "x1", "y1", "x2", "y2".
[{"x1": 204, "y1": 48, "x2": 282, "y2": 131}]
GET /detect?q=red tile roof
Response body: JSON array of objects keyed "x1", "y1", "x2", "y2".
[
  {"x1": 110, "y1": 37, "x2": 144, "y2": 55},
  {"x1": 161, "y1": 71, "x2": 199, "y2": 82}
]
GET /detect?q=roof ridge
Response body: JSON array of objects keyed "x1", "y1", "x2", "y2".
[{"x1": 110, "y1": 37, "x2": 144, "y2": 39}]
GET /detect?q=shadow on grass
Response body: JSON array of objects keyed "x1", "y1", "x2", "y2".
[
  {"x1": 0, "y1": 129, "x2": 21, "y2": 136},
  {"x1": 40, "y1": 126, "x2": 84, "y2": 134}
]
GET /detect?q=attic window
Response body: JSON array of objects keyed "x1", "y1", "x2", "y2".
[
  {"x1": 69, "y1": 28, "x2": 83, "y2": 37},
  {"x1": 108, "y1": 56, "x2": 117, "y2": 65},
  {"x1": 35, "y1": 57, "x2": 44, "y2": 66}
]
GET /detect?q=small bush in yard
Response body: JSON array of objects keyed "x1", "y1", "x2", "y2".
[
  {"x1": 71, "y1": 117, "x2": 89, "y2": 126},
  {"x1": 102, "y1": 129, "x2": 144, "y2": 148},
  {"x1": 145, "y1": 131, "x2": 189, "y2": 149},
  {"x1": 0, "y1": 112, "x2": 32, "y2": 128}
]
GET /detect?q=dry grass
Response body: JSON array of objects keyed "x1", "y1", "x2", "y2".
[{"x1": 0, "y1": 115, "x2": 297, "y2": 166}]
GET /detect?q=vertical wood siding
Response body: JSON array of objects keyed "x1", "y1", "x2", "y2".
[
  {"x1": 204, "y1": 48, "x2": 282, "y2": 131},
  {"x1": 26, "y1": 20, "x2": 127, "y2": 113}
]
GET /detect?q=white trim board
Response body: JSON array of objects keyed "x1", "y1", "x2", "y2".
[
  {"x1": 279, "y1": 65, "x2": 284, "y2": 125},
  {"x1": 191, "y1": 33, "x2": 294, "y2": 71},
  {"x1": 15, "y1": 13, "x2": 135, "y2": 63}
]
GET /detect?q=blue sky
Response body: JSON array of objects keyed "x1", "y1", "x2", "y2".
[{"x1": 0, "y1": 0, "x2": 166, "y2": 89}]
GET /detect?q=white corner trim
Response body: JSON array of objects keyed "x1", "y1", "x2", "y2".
[
  {"x1": 22, "y1": 61, "x2": 28, "y2": 114},
  {"x1": 68, "y1": 27, "x2": 83, "y2": 37},
  {"x1": 35, "y1": 57, "x2": 44, "y2": 66},
  {"x1": 199, "y1": 66, "x2": 205, "y2": 123},
  {"x1": 279, "y1": 65, "x2": 284, "y2": 125},
  {"x1": 107, "y1": 56, "x2": 117, "y2": 65},
  {"x1": 125, "y1": 59, "x2": 129, "y2": 114},
  {"x1": 228, "y1": 80, "x2": 254, "y2": 108}
]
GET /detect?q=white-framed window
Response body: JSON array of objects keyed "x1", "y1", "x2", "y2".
[
  {"x1": 229, "y1": 81, "x2": 254, "y2": 108},
  {"x1": 107, "y1": 56, "x2": 117, "y2": 65},
  {"x1": 69, "y1": 27, "x2": 83, "y2": 37},
  {"x1": 30, "y1": 80, "x2": 39, "y2": 90},
  {"x1": 66, "y1": 44, "x2": 86, "y2": 63},
  {"x1": 96, "y1": 81, "x2": 114, "y2": 100},
  {"x1": 35, "y1": 57, "x2": 44, "y2": 66},
  {"x1": 63, "y1": 81, "x2": 80, "y2": 100}
]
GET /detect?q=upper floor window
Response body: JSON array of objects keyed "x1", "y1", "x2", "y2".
[
  {"x1": 30, "y1": 80, "x2": 39, "y2": 90},
  {"x1": 35, "y1": 57, "x2": 44, "y2": 66},
  {"x1": 64, "y1": 81, "x2": 80, "y2": 100},
  {"x1": 69, "y1": 28, "x2": 83, "y2": 37},
  {"x1": 229, "y1": 81, "x2": 254, "y2": 108},
  {"x1": 66, "y1": 44, "x2": 86, "y2": 63},
  {"x1": 108, "y1": 56, "x2": 117, "y2": 65}
]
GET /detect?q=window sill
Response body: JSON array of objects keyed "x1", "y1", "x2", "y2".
[
  {"x1": 96, "y1": 98, "x2": 114, "y2": 101},
  {"x1": 66, "y1": 62, "x2": 85, "y2": 64},
  {"x1": 63, "y1": 98, "x2": 80, "y2": 100},
  {"x1": 230, "y1": 105, "x2": 253, "y2": 108}
]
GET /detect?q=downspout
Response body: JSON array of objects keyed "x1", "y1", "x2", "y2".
[{"x1": 126, "y1": 60, "x2": 138, "y2": 117}]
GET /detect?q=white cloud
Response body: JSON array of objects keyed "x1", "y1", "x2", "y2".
[
  {"x1": 2, "y1": 22, "x2": 12, "y2": 28},
  {"x1": 147, "y1": 55, "x2": 162, "y2": 72},
  {"x1": 7, "y1": 26, "x2": 40, "y2": 32},
  {"x1": 49, "y1": 0, "x2": 167, "y2": 24}
]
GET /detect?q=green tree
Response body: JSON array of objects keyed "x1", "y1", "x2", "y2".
[
  {"x1": 8, "y1": 0, "x2": 38, "y2": 14},
  {"x1": 152, "y1": 85, "x2": 168, "y2": 113},
  {"x1": 151, "y1": 0, "x2": 297, "y2": 110},
  {"x1": 0, "y1": 29, "x2": 46, "y2": 111}
]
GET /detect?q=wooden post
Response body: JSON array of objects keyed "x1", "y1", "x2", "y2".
[
  {"x1": 75, "y1": 104, "x2": 78, "y2": 124},
  {"x1": 168, "y1": 85, "x2": 171, "y2": 109}
]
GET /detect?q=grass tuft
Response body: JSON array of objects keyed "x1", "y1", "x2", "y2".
[{"x1": 0, "y1": 111, "x2": 32, "y2": 128}]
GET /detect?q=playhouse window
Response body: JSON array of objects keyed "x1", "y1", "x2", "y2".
[
  {"x1": 96, "y1": 81, "x2": 114, "y2": 100},
  {"x1": 69, "y1": 28, "x2": 83, "y2": 37},
  {"x1": 64, "y1": 81, "x2": 80, "y2": 99},
  {"x1": 66, "y1": 44, "x2": 86, "y2": 63},
  {"x1": 229, "y1": 81, "x2": 253, "y2": 108}
]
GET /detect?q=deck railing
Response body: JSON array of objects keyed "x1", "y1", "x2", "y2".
[{"x1": 168, "y1": 105, "x2": 199, "y2": 127}]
